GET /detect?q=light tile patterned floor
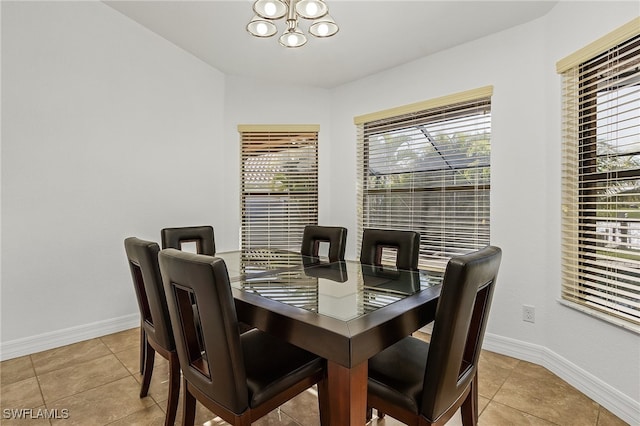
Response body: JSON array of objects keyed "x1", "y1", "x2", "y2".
[{"x1": 0, "y1": 328, "x2": 629, "y2": 425}]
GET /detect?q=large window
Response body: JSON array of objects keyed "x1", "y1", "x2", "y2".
[
  {"x1": 356, "y1": 87, "x2": 492, "y2": 271},
  {"x1": 239, "y1": 125, "x2": 318, "y2": 251},
  {"x1": 558, "y1": 19, "x2": 640, "y2": 330}
]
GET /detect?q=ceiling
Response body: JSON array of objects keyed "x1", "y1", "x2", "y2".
[{"x1": 104, "y1": 1, "x2": 558, "y2": 89}]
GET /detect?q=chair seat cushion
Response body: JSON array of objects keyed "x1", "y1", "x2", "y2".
[
  {"x1": 241, "y1": 329, "x2": 324, "y2": 408},
  {"x1": 368, "y1": 336, "x2": 429, "y2": 414}
]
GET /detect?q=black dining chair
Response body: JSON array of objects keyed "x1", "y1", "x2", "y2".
[
  {"x1": 158, "y1": 248, "x2": 329, "y2": 425},
  {"x1": 162, "y1": 225, "x2": 222, "y2": 336},
  {"x1": 124, "y1": 237, "x2": 180, "y2": 426},
  {"x1": 300, "y1": 225, "x2": 347, "y2": 262},
  {"x1": 366, "y1": 245, "x2": 502, "y2": 426},
  {"x1": 360, "y1": 228, "x2": 420, "y2": 270},
  {"x1": 161, "y1": 225, "x2": 215, "y2": 255}
]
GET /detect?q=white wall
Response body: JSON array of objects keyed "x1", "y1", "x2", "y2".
[
  {"x1": 1, "y1": 1, "x2": 226, "y2": 350},
  {"x1": 328, "y1": 2, "x2": 639, "y2": 422}
]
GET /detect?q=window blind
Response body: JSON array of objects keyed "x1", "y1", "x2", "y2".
[
  {"x1": 356, "y1": 89, "x2": 492, "y2": 271},
  {"x1": 559, "y1": 20, "x2": 640, "y2": 329},
  {"x1": 239, "y1": 125, "x2": 319, "y2": 251}
]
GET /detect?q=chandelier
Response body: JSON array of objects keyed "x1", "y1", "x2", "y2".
[{"x1": 246, "y1": 0, "x2": 339, "y2": 48}]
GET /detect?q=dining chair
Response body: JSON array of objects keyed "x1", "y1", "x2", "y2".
[
  {"x1": 158, "y1": 248, "x2": 329, "y2": 425},
  {"x1": 366, "y1": 245, "x2": 502, "y2": 426},
  {"x1": 161, "y1": 225, "x2": 215, "y2": 255},
  {"x1": 360, "y1": 228, "x2": 420, "y2": 270},
  {"x1": 124, "y1": 237, "x2": 180, "y2": 426},
  {"x1": 300, "y1": 225, "x2": 347, "y2": 262},
  {"x1": 161, "y1": 225, "x2": 221, "y2": 335}
]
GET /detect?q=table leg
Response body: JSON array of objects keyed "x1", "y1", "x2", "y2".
[{"x1": 327, "y1": 360, "x2": 367, "y2": 425}]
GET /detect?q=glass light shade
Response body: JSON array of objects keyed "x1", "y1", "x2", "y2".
[
  {"x1": 247, "y1": 16, "x2": 278, "y2": 37},
  {"x1": 279, "y1": 28, "x2": 307, "y2": 47},
  {"x1": 295, "y1": 0, "x2": 328, "y2": 19},
  {"x1": 253, "y1": 0, "x2": 287, "y2": 19},
  {"x1": 309, "y1": 15, "x2": 338, "y2": 37}
]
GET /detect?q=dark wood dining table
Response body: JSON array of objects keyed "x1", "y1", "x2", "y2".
[{"x1": 215, "y1": 249, "x2": 444, "y2": 426}]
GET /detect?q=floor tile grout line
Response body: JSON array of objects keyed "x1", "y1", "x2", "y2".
[
  {"x1": 40, "y1": 375, "x2": 134, "y2": 408},
  {"x1": 28, "y1": 354, "x2": 52, "y2": 426},
  {"x1": 484, "y1": 398, "x2": 566, "y2": 426},
  {"x1": 482, "y1": 359, "x2": 604, "y2": 426},
  {"x1": 478, "y1": 357, "x2": 518, "y2": 422},
  {"x1": 30, "y1": 340, "x2": 113, "y2": 378},
  {"x1": 490, "y1": 359, "x2": 540, "y2": 422},
  {"x1": 36, "y1": 356, "x2": 135, "y2": 409}
]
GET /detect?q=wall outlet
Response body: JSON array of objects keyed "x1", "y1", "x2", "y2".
[{"x1": 523, "y1": 305, "x2": 535, "y2": 323}]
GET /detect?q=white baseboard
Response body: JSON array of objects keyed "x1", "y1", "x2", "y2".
[
  {"x1": 0, "y1": 314, "x2": 139, "y2": 361},
  {"x1": 483, "y1": 333, "x2": 640, "y2": 426}
]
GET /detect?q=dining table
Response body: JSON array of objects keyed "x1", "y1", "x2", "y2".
[{"x1": 215, "y1": 248, "x2": 444, "y2": 426}]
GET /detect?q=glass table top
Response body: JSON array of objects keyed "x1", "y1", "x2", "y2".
[{"x1": 216, "y1": 249, "x2": 444, "y2": 322}]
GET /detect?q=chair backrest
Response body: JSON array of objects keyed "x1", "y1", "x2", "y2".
[
  {"x1": 300, "y1": 225, "x2": 347, "y2": 262},
  {"x1": 161, "y1": 226, "x2": 215, "y2": 256},
  {"x1": 124, "y1": 237, "x2": 175, "y2": 350},
  {"x1": 158, "y1": 248, "x2": 249, "y2": 414},
  {"x1": 360, "y1": 228, "x2": 420, "y2": 270},
  {"x1": 420, "y1": 246, "x2": 502, "y2": 421}
]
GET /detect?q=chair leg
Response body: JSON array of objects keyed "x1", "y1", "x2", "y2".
[
  {"x1": 182, "y1": 379, "x2": 197, "y2": 426},
  {"x1": 460, "y1": 375, "x2": 478, "y2": 426},
  {"x1": 140, "y1": 339, "x2": 155, "y2": 398},
  {"x1": 367, "y1": 407, "x2": 385, "y2": 420},
  {"x1": 139, "y1": 326, "x2": 146, "y2": 375},
  {"x1": 164, "y1": 352, "x2": 180, "y2": 426},
  {"x1": 316, "y1": 378, "x2": 330, "y2": 426}
]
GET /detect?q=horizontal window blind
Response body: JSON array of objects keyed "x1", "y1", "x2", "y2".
[
  {"x1": 239, "y1": 126, "x2": 318, "y2": 251},
  {"x1": 357, "y1": 91, "x2": 492, "y2": 271},
  {"x1": 559, "y1": 23, "x2": 640, "y2": 329}
]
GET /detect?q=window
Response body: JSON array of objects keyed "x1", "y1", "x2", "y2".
[
  {"x1": 558, "y1": 19, "x2": 640, "y2": 330},
  {"x1": 239, "y1": 125, "x2": 319, "y2": 251},
  {"x1": 355, "y1": 87, "x2": 492, "y2": 271}
]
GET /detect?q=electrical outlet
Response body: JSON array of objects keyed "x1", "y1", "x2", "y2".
[{"x1": 523, "y1": 305, "x2": 535, "y2": 323}]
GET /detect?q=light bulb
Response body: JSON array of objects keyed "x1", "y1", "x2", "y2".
[
  {"x1": 280, "y1": 29, "x2": 306, "y2": 47},
  {"x1": 309, "y1": 16, "x2": 338, "y2": 38},
  {"x1": 256, "y1": 22, "x2": 268, "y2": 35},
  {"x1": 316, "y1": 23, "x2": 328, "y2": 36},
  {"x1": 264, "y1": 1, "x2": 276, "y2": 16},
  {"x1": 305, "y1": 2, "x2": 318, "y2": 16}
]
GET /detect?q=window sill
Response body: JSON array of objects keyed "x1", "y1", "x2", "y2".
[{"x1": 557, "y1": 298, "x2": 640, "y2": 335}]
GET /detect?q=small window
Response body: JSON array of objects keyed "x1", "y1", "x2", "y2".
[{"x1": 239, "y1": 125, "x2": 319, "y2": 251}]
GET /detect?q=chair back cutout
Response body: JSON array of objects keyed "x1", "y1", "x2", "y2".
[
  {"x1": 161, "y1": 226, "x2": 216, "y2": 256},
  {"x1": 300, "y1": 225, "x2": 347, "y2": 262},
  {"x1": 360, "y1": 228, "x2": 420, "y2": 270}
]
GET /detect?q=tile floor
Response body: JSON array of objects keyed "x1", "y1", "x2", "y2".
[{"x1": 0, "y1": 328, "x2": 628, "y2": 426}]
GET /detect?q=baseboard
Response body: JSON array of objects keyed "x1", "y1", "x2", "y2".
[
  {"x1": 483, "y1": 333, "x2": 640, "y2": 426},
  {"x1": 0, "y1": 314, "x2": 139, "y2": 361}
]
